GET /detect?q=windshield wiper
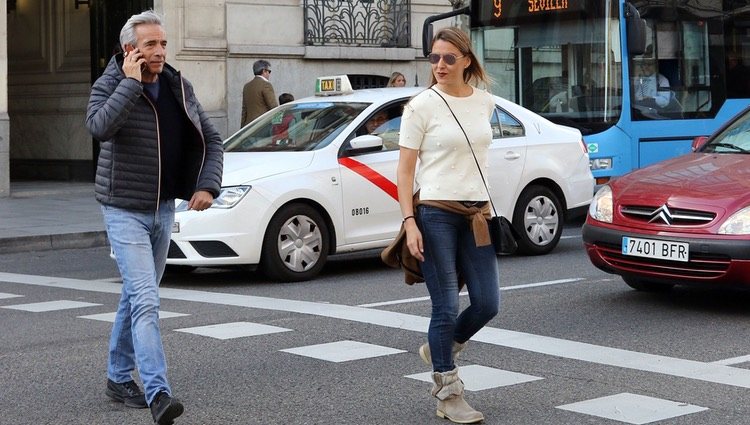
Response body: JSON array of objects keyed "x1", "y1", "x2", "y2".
[{"x1": 710, "y1": 142, "x2": 750, "y2": 153}]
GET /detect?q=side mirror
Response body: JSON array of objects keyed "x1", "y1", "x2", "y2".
[
  {"x1": 691, "y1": 136, "x2": 709, "y2": 151},
  {"x1": 625, "y1": 3, "x2": 646, "y2": 55},
  {"x1": 421, "y1": 6, "x2": 470, "y2": 57},
  {"x1": 347, "y1": 135, "x2": 384, "y2": 154},
  {"x1": 422, "y1": 23, "x2": 434, "y2": 57}
]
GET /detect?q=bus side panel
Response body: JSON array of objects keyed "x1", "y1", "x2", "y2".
[
  {"x1": 620, "y1": 99, "x2": 750, "y2": 170},
  {"x1": 638, "y1": 137, "x2": 693, "y2": 168}
]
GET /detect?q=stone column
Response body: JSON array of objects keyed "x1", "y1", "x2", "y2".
[{"x1": 0, "y1": 1, "x2": 8, "y2": 197}]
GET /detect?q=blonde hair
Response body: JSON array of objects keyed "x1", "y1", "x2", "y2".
[
  {"x1": 388, "y1": 71, "x2": 406, "y2": 87},
  {"x1": 429, "y1": 27, "x2": 490, "y2": 88}
]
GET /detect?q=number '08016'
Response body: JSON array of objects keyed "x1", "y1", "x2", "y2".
[{"x1": 351, "y1": 207, "x2": 369, "y2": 216}]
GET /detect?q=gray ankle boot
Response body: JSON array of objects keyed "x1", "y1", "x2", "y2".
[
  {"x1": 430, "y1": 367, "x2": 484, "y2": 424},
  {"x1": 419, "y1": 341, "x2": 466, "y2": 366}
]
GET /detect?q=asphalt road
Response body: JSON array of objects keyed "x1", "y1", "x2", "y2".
[{"x1": 2, "y1": 224, "x2": 750, "y2": 425}]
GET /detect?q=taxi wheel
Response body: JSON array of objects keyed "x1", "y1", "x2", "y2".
[
  {"x1": 623, "y1": 276, "x2": 674, "y2": 292},
  {"x1": 260, "y1": 203, "x2": 330, "y2": 282},
  {"x1": 512, "y1": 185, "x2": 562, "y2": 255}
]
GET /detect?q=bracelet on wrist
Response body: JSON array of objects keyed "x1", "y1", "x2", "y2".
[{"x1": 402, "y1": 215, "x2": 415, "y2": 223}]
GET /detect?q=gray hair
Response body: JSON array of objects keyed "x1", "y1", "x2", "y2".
[
  {"x1": 253, "y1": 60, "x2": 272, "y2": 76},
  {"x1": 119, "y1": 10, "x2": 164, "y2": 48}
]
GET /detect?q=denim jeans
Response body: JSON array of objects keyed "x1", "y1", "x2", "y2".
[
  {"x1": 417, "y1": 205, "x2": 500, "y2": 373},
  {"x1": 101, "y1": 201, "x2": 175, "y2": 404}
]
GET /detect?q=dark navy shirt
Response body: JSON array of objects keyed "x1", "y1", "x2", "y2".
[{"x1": 143, "y1": 77, "x2": 189, "y2": 201}]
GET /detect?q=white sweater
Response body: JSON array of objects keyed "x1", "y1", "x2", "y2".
[{"x1": 399, "y1": 86, "x2": 495, "y2": 201}]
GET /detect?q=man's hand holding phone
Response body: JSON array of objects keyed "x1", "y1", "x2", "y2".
[{"x1": 122, "y1": 46, "x2": 145, "y2": 81}]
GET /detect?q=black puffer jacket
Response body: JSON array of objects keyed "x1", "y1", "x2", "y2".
[{"x1": 86, "y1": 54, "x2": 223, "y2": 211}]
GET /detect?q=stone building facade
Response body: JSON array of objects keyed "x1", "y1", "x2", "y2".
[{"x1": 0, "y1": 0, "x2": 454, "y2": 197}]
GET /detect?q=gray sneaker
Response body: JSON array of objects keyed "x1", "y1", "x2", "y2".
[{"x1": 105, "y1": 379, "x2": 148, "y2": 408}]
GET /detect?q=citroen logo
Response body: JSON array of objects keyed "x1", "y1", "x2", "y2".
[{"x1": 648, "y1": 204, "x2": 673, "y2": 225}]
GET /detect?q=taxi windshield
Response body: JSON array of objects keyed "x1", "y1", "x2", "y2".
[{"x1": 225, "y1": 102, "x2": 369, "y2": 152}]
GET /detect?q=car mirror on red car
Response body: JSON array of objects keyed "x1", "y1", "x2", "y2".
[{"x1": 691, "y1": 136, "x2": 709, "y2": 151}]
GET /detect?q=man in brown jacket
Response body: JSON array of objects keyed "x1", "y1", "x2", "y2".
[{"x1": 241, "y1": 59, "x2": 278, "y2": 126}]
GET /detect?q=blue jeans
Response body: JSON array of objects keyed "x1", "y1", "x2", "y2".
[
  {"x1": 417, "y1": 205, "x2": 500, "y2": 373},
  {"x1": 101, "y1": 201, "x2": 174, "y2": 404}
]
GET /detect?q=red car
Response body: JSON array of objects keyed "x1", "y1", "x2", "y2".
[{"x1": 583, "y1": 106, "x2": 750, "y2": 291}]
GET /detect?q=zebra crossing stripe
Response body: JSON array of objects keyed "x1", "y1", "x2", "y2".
[{"x1": 3, "y1": 271, "x2": 750, "y2": 389}]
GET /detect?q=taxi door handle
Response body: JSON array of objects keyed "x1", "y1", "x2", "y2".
[{"x1": 504, "y1": 151, "x2": 521, "y2": 160}]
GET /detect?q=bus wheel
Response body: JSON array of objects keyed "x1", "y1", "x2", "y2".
[
  {"x1": 260, "y1": 203, "x2": 329, "y2": 282},
  {"x1": 512, "y1": 185, "x2": 562, "y2": 255}
]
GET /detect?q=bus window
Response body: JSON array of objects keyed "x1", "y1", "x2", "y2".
[
  {"x1": 473, "y1": 1, "x2": 622, "y2": 135},
  {"x1": 726, "y1": 51, "x2": 750, "y2": 98},
  {"x1": 442, "y1": 0, "x2": 750, "y2": 181},
  {"x1": 631, "y1": 43, "x2": 682, "y2": 120},
  {"x1": 680, "y1": 21, "x2": 713, "y2": 114},
  {"x1": 724, "y1": 9, "x2": 750, "y2": 99},
  {"x1": 475, "y1": 27, "x2": 517, "y2": 102},
  {"x1": 630, "y1": 3, "x2": 726, "y2": 120}
]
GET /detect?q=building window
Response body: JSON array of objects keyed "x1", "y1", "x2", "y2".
[
  {"x1": 304, "y1": 0, "x2": 411, "y2": 47},
  {"x1": 347, "y1": 74, "x2": 390, "y2": 89}
]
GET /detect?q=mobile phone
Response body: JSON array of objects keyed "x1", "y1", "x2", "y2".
[{"x1": 124, "y1": 45, "x2": 146, "y2": 72}]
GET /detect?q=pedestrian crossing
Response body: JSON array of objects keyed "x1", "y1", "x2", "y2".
[
  {"x1": 79, "y1": 310, "x2": 189, "y2": 322},
  {"x1": 0, "y1": 292, "x2": 23, "y2": 300},
  {"x1": 557, "y1": 393, "x2": 708, "y2": 425},
  {"x1": 3, "y1": 299, "x2": 101, "y2": 312},
  {"x1": 0, "y1": 277, "x2": 719, "y2": 425},
  {"x1": 175, "y1": 321, "x2": 291, "y2": 340},
  {"x1": 280, "y1": 340, "x2": 406, "y2": 363},
  {"x1": 406, "y1": 365, "x2": 543, "y2": 392}
]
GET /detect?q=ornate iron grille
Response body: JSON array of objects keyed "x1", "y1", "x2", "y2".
[{"x1": 304, "y1": 0, "x2": 411, "y2": 47}]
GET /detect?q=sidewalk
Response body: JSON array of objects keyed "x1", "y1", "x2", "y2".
[{"x1": 0, "y1": 181, "x2": 107, "y2": 254}]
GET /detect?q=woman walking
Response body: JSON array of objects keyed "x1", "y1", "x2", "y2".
[{"x1": 396, "y1": 27, "x2": 500, "y2": 424}]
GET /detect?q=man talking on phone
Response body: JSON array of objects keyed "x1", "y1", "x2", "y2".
[{"x1": 85, "y1": 9, "x2": 223, "y2": 425}]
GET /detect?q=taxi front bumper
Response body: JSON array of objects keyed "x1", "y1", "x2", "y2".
[{"x1": 166, "y1": 192, "x2": 269, "y2": 267}]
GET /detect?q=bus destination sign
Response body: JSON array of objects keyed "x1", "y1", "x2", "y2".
[{"x1": 472, "y1": 0, "x2": 586, "y2": 27}]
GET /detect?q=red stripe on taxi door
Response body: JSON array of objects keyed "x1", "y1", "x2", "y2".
[{"x1": 338, "y1": 157, "x2": 398, "y2": 201}]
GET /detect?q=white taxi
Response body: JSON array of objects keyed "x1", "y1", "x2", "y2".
[{"x1": 167, "y1": 76, "x2": 594, "y2": 281}]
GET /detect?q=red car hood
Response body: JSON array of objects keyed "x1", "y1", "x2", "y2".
[{"x1": 612, "y1": 153, "x2": 750, "y2": 214}]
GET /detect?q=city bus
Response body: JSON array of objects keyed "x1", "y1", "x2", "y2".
[{"x1": 424, "y1": 1, "x2": 750, "y2": 186}]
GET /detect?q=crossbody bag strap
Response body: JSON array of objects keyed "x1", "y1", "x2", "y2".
[{"x1": 429, "y1": 86, "x2": 499, "y2": 217}]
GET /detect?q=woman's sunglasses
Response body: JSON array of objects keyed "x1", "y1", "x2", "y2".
[{"x1": 428, "y1": 53, "x2": 465, "y2": 65}]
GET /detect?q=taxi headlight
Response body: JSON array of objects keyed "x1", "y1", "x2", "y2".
[
  {"x1": 212, "y1": 186, "x2": 251, "y2": 209},
  {"x1": 175, "y1": 185, "x2": 251, "y2": 211},
  {"x1": 718, "y1": 206, "x2": 750, "y2": 235},
  {"x1": 588, "y1": 185, "x2": 613, "y2": 223}
]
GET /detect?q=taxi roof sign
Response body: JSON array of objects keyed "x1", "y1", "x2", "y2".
[{"x1": 315, "y1": 75, "x2": 354, "y2": 96}]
